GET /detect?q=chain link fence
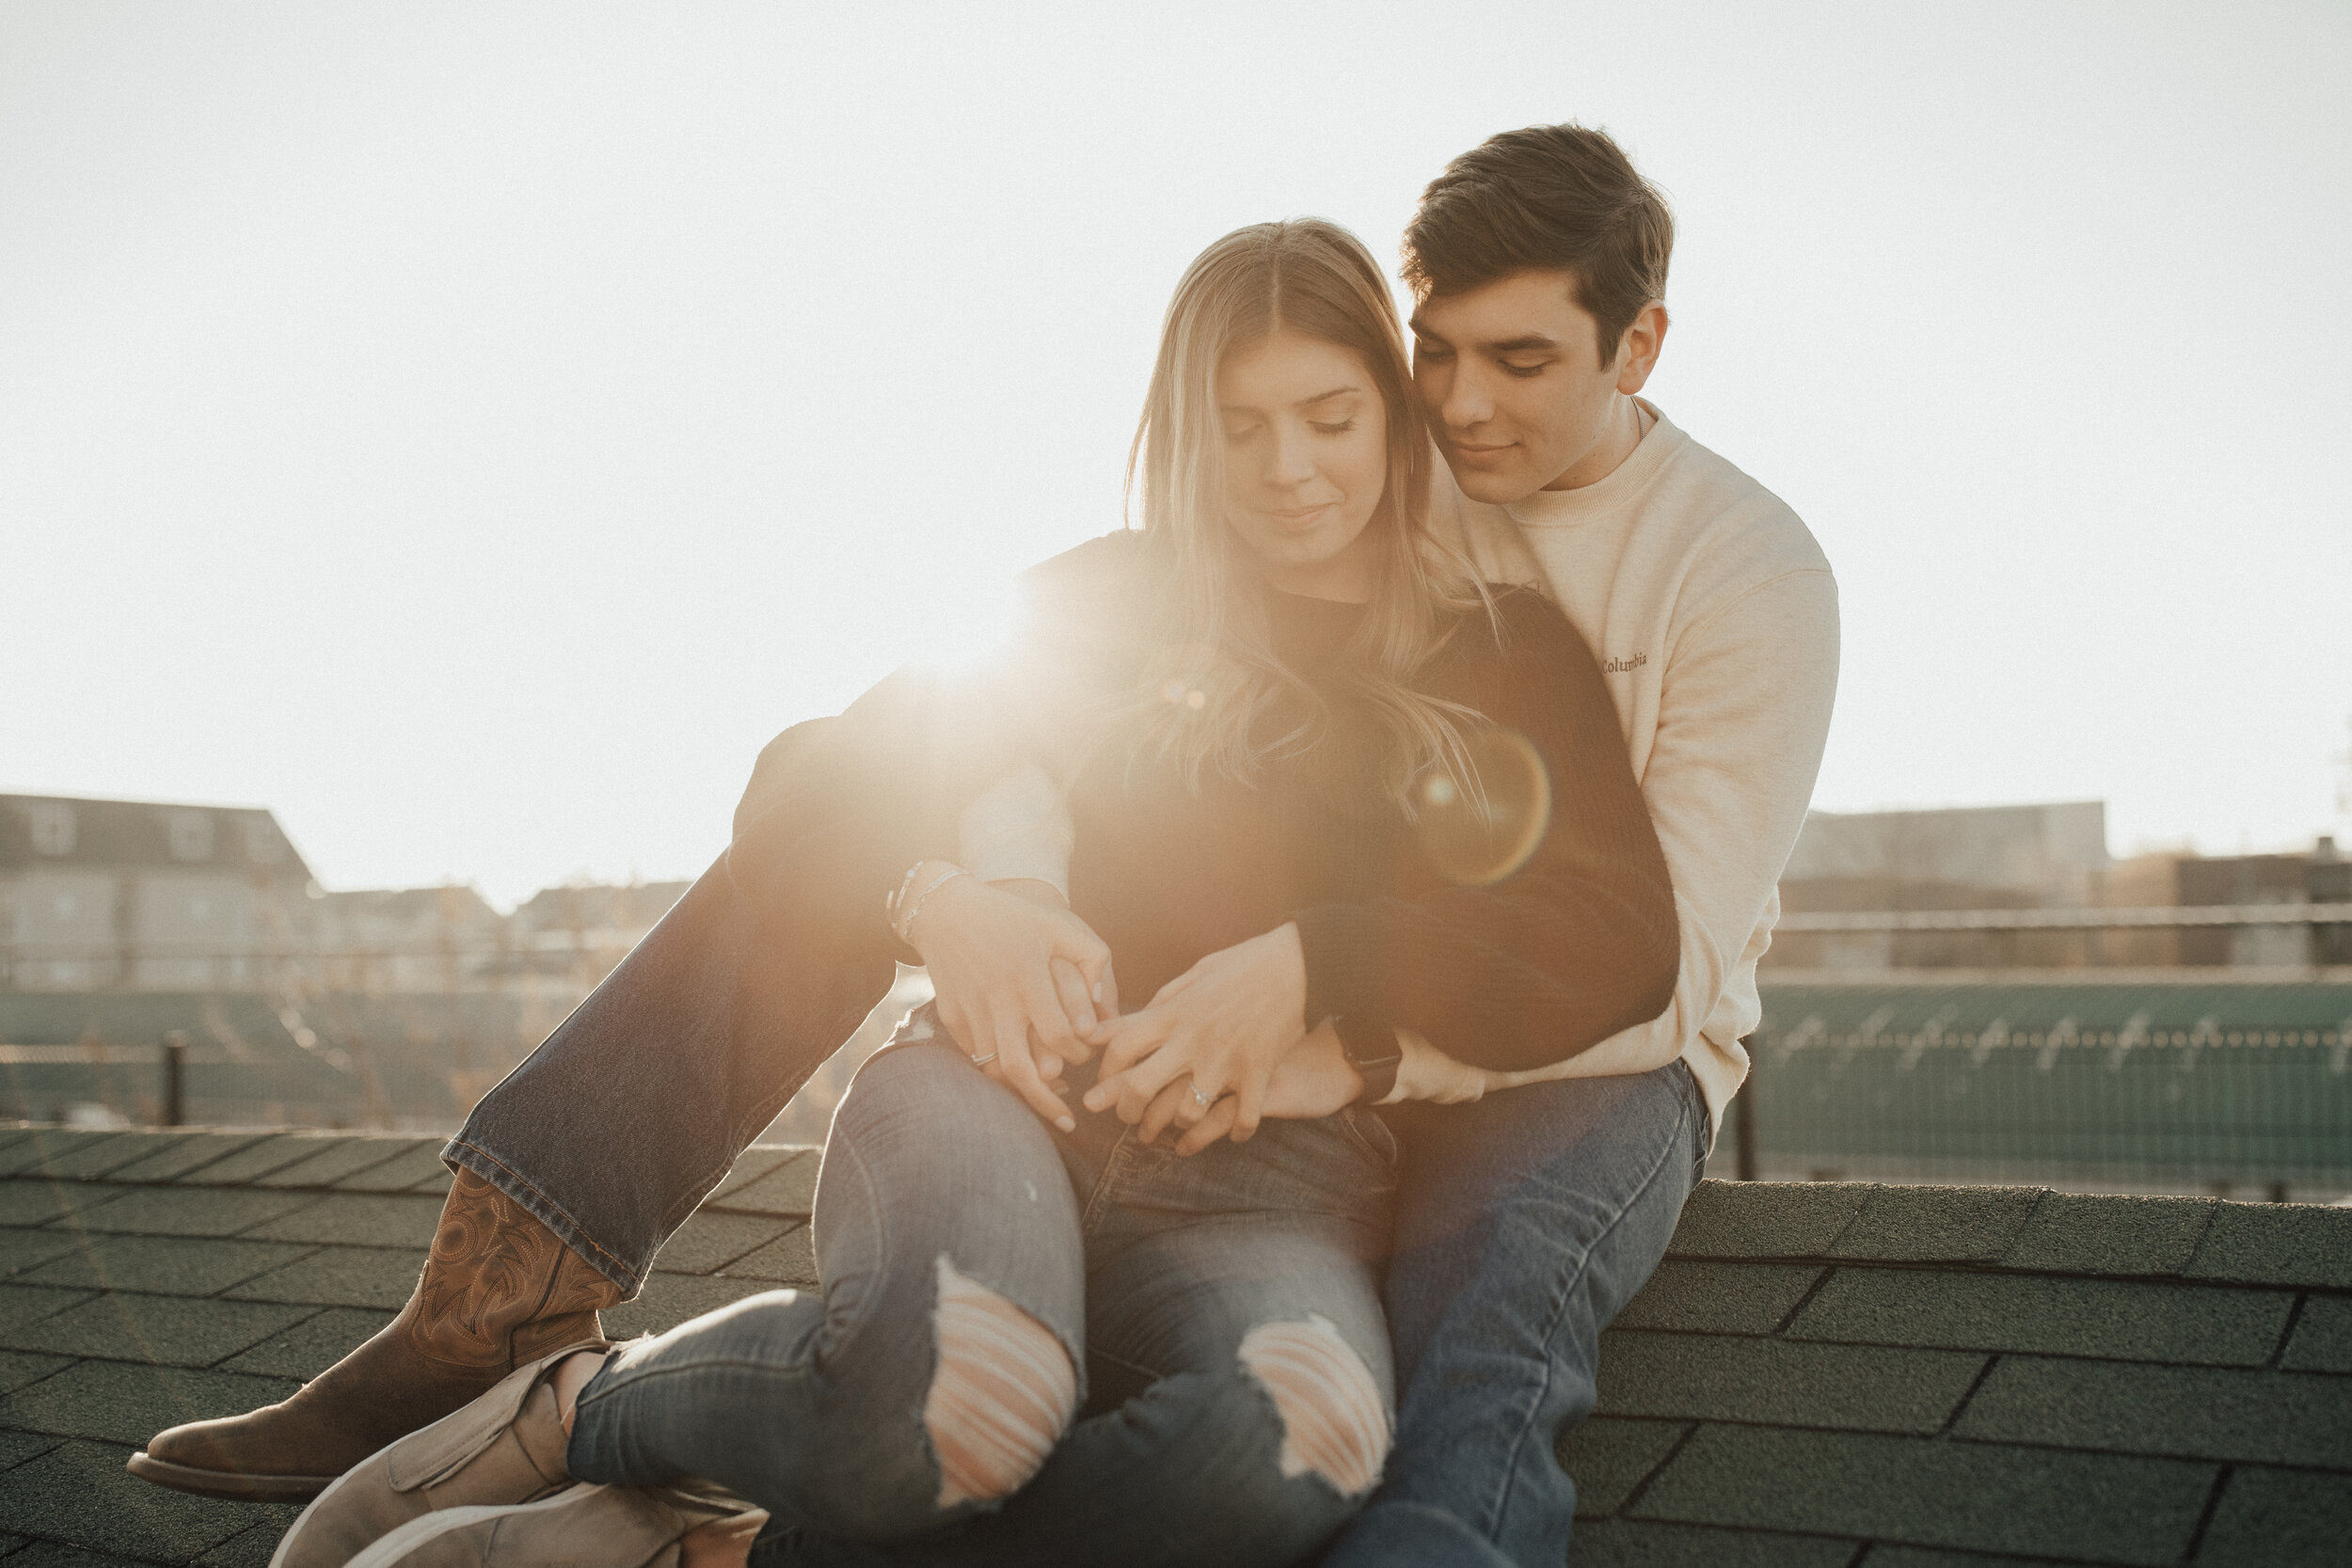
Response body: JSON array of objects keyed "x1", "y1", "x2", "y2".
[{"x1": 1740, "y1": 977, "x2": 2352, "y2": 1199}]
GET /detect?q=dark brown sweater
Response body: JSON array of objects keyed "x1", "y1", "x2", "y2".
[
  {"x1": 730, "y1": 531, "x2": 1677, "y2": 1074},
  {"x1": 1059, "y1": 567, "x2": 1677, "y2": 1073}
]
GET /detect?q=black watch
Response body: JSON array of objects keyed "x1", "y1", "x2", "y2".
[{"x1": 1331, "y1": 1014, "x2": 1403, "y2": 1106}]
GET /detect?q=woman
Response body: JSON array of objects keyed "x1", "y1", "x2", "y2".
[{"x1": 275, "y1": 219, "x2": 1677, "y2": 1568}]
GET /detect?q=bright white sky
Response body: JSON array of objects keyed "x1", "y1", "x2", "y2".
[{"x1": 4, "y1": 1, "x2": 2347, "y2": 907}]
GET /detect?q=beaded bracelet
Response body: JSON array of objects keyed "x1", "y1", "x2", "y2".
[
  {"x1": 885, "y1": 860, "x2": 928, "y2": 927},
  {"x1": 889, "y1": 862, "x2": 972, "y2": 946}
]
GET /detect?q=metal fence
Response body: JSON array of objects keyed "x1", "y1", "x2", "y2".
[
  {"x1": 1742, "y1": 976, "x2": 2352, "y2": 1198},
  {"x1": 12, "y1": 899, "x2": 2352, "y2": 1195},
  {"x1": 0, "y1": 990, "x2": 537, "y2": 1131}
]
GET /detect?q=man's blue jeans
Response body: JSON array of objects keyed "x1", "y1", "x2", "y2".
[
  {"x1": 448, "y1": 861, "x2": 1703, "y2": 1565},
  {"x1": 1327, "y1": 1062, "x2": 1708, "y2": 1567}
]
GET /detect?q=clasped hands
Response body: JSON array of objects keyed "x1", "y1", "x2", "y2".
[{"x1": 904, "y1": 875, "x2": 1364, "y2": 1154}]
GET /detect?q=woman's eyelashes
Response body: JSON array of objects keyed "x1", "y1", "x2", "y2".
[{"x1": 1222, "y1": 419, "x2": 1356, "y2": 445}]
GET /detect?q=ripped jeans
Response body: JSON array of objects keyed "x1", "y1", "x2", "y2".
[{"x1": 564, "y1": 1033, "x2": 1399, "y2": 1568}]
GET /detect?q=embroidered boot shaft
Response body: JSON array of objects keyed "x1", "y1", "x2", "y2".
[{"x1": 130, "y1": 1169, "x2": 625, "y2": 1502}]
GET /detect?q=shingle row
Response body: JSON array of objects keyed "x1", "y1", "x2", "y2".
[
  {"x1": 0, "y1": 1129, "x2": 827, "y2": 1568},
  {"x1": 1570, "y1": 1179, "x2": 2352, "y2": 1564},
  {"x1": 0, "y1": 1127, "x2": 450, "y2": 1199},
  {"x1": 0, "y1": 1125, "x2": 820, "y2": 1216},
  {"x1": 1668, "y1": 1178, "x2": 2352, "y2": 1289}
]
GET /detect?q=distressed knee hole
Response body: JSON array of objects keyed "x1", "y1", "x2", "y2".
[
  {"x1": 1237, "y1": 1315, "x2": 1390, "y2": 1497},
  {"x1": 924, "y1": 1257, "x2": 1075, "y2": 1508}
]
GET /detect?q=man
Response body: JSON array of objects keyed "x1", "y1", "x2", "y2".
[
  {"x1": 1318, "y1": 124, "x2": 1837, "y2": 1566},
  {"x1": 138, "y1": 124, "x2": 1836, "y2": 1568}
]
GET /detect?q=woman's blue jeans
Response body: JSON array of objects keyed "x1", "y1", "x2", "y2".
[
  {"x1": 564, "y1": 1037, "x2": 1400, "y2": 1568},
  {"x1": 451, "y1": 859, "x2": 1707, "y2": 1566}
]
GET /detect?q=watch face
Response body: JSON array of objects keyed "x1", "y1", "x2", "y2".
[
  {"x1": 1336, "y1": 1016, "x2": 1403, "y2": 1070},
  {"x1": 1350, "y1": 1053, "x2": 1402, "y2": 1110}
]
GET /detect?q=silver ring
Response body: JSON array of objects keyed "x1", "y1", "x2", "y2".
[
  {"x1": 1189, "y1": 1085, "x2": 1214, "y2": 1108},
  {"x1": 969, "y1": 1052, "x2": 999, "y2": 1068}
]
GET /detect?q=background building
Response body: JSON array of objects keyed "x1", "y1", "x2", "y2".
[
  {"x1": 0, "y1": 794, "x2": 698, "y2": 1131},
  {"x1": 1780, "y1": 800, "x2": 2113, "y2": 904},
  {"x1": 9, "y1": 788, "x2": 2347, "y2": 1199},
  {"x1": 310, "y1": 885, "x2": 507, "y2": 994},
  {"x1": 0, "y1": 794, "x2": 317, "y2": 992},
  {"x1": 1771, "y1": 801, "x2": 2349, "y2": 974},
  {"x1": 1749, "y1": 801, "x2": 2352, "y2": 1199},
  {"x1": 1772, "y1": 801, "x2": 2110, "y2": 972}
]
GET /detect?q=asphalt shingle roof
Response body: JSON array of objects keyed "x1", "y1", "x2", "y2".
[
  {"x1": 1569, "y1": 1182, "x2": 2352, "y2": 1565},
  {"x1": 0, "y1": 1126, "x2": 2344, "y2": 1566}
]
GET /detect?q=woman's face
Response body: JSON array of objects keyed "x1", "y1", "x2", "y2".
[{"x1": 1216, "y1": 330, "x2": 1389, "y2": 603}]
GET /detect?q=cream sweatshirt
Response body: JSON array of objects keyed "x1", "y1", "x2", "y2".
[
  {"x1": 962, "y1": 401, "x2": 1838, "y2": 1141},
  {"x1": 1408, "y1": 401, "x2": 1839, "y2": 1137}
]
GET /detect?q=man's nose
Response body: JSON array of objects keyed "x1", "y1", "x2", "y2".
[{"x1": 1438, "y1": 363, "x2": 1493, "y2": 432}]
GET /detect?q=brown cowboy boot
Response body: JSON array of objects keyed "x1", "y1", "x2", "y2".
[{"x1": 128, "y1": 1169, "x2": 626, "y2": 1502}]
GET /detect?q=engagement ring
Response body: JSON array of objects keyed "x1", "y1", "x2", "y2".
[
  {"x1": 1189, "y1": 1085, "x2": 1214, "y2": 1107},
  {"x1": 969, "y1": 1052, "x2": 999, "y2": 1068}
]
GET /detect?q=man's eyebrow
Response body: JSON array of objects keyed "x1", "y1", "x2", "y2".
[{"x1": 1405, "y1": 319, "x2": 1558, "y2": 356}]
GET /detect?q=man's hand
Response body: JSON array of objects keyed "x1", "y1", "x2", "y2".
[
  {"x1": 1163, "y1": 1020, "x2": 1367, "y2": 1155},
  {"x1": 906, "y1": 873, "x2": 1116, "y2": 1133},
  {"x1": 1083, "y1": 923, "x2": 1309, "y2": 1145}
]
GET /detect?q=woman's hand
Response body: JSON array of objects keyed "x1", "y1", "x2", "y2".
[
  {"x1": 1082, "y1": 923, "x2": 1309, "y2": 1144},
  {"x1": 906, "y1": 873, "x2": 1117, "y2": 1133},
  {"x1": 1153, "y1": 1021, "x2": 1366, "y2": 1154}
]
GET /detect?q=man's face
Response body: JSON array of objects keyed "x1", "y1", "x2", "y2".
[{"x1": 1410, "y1": 270, "x2": 1641, "y2": 504}]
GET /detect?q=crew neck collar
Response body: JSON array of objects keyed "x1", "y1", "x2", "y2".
[
  {"x1": 1264, "y1": 583, "x2": 1371, "y2": 616},
  {"x1": 1504, "y1": 398, "x2": 1683, "y2": 530}
]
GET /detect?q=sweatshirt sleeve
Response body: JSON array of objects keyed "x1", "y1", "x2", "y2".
[
  {"x1": 1574, "y1": 566, "x2": 1840, "y2": 1074},
  {"x1": 1395, "y1": 565, "x2": 1841, "y2": 1092},
  {"x1": 1287, "y1": 592, "x2": 1682, "y2": 1071}
]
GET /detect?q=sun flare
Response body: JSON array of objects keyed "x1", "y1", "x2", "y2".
[{"x1": 898, "y1": 572, "x2": 1023, "y2": 677}]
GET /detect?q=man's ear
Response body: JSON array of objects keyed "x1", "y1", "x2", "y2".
[{"x1": 1614, "y1": 302, "x2": 1669, "y2": 395}]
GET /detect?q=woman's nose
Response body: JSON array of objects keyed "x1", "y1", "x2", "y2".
[{"x1": 1263, "y1": 425, "x2": 1317, "y2": 488}]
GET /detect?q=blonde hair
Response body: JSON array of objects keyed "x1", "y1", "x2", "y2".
[{"x1": 1121, "y1": 219, "x2": 1495, "y2": 804}]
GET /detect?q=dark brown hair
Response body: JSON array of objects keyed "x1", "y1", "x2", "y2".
[{"x1": 1402, "y1": 124, "x2": 1674, "y2": 367}]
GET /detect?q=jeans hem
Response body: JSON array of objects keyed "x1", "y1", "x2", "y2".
[{"x1": 443, "y1": 1137, "x2": 650, "y2": 1297}]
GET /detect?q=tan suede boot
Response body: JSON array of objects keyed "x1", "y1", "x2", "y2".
[{"x1": 129, "y1": 1169, "x2": 626, "y2": 1502}]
